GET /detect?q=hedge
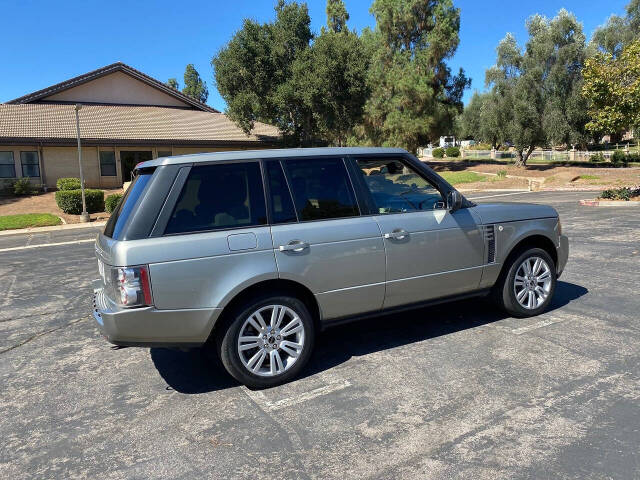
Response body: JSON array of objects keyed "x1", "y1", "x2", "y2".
[
  {"x1": 105, "y1": 193, "x2": 123, "y2": 214},
  {"x1": 56, "y1": 177, "x2": 81, "y2": 191},
  {"x1": 13, "y1": 178, "x2": 33, "y2": 195},
  {"x1": 445, "y1": 146, "x2": 460, "y2": 158},
  {"x1": 432, "y1": 147, "x2": 445, "y2": 158},
  {"x1": 55, "y1": 189, "x2": 105, "y2": 214}
]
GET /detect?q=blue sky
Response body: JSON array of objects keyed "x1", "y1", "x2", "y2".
[{"x1": 0, "y1": 0, "x2": 630, "y2": 110}]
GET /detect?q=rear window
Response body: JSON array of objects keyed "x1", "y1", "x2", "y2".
[
  {"x1": 103, "y1": 173, "x2": 153, "y2": 239},
  {"x1": 164, "y1": 162, "x2": 267, "y2": 235}
]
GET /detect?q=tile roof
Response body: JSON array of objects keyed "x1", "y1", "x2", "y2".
[
  {"x1": 0, "y1": 103, "x2": 280, "y2": 145},
  {"x1": 6, "y1": 62, "x2": 218, "y2": 113}
]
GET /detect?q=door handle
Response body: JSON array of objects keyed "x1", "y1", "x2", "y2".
[
  {"x1": 279, "y1": 240, "x2": 310, "y2": 252},
  {"x1": 383, "y1": 229, "x2": 408, "y2": 240}
]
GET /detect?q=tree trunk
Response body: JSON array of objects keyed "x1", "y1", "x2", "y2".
[{"x1": 514, "y1": 145, "x2": 535, "y2": 167}]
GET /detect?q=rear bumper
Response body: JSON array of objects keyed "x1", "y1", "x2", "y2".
[
  {"x1": 92, "y1": 284, "x2": 222, "y2": 347},
  {"x1": 557, "y1": 234, "x2": 569, "y2": 277}
]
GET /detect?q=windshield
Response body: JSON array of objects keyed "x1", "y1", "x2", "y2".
[{"x1": 103, "y1": 173, "x2": 153, "y2": 239}]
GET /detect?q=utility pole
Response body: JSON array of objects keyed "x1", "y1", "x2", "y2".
[{"x1": 75, "y1": 104, "x2": 89, "y2": 222}]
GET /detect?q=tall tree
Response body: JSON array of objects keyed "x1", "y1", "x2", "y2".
[
  {"x1": 361, "y1": 0, "x2": 470, "y2": 153},
  {"x1": 182, "y1": 64, "x2": 209, "y2": 103},
  {"x1": 326, "y1": 0, "x2": 349, "y2": 33},
  {"x1": 213, "y1": 1, "x2": 314, "y2": 145},
  {"x1": 166, "y1": 78, "x2": 179, "y2": 90},
  {"x1": 582, "y1": 40, "x2": 640, "y2": 136},
  {"x1": 590, "y1": 0, "x2": 640, "y2": 57}
]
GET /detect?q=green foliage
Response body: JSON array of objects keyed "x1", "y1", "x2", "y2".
[
  {"x1": 326, "y1": 0, "x2": 349, "y2": 33},
  {"x1": 56, "y1": 177, "x2": 81, "y2": 191},
  {"x1": 589, "y1": 0, "x2": 640, "y2": 57},
  {"x1": 582, "y1": 40, "x2": 640, "y2": 136},
  {"x1": 0, "y1": 213, "x2": 61, "y2": 231},
  {"x1": 611, "y1": 150, "x2": 629, "y2": 166},
  {"x1": 166, "y1": 78, "x2": 179, "y2": 90},
  {"x1": 105, "y1": 193, "x2": 124, "y2": 214},
  {"x1": 182, "y1": 64, "x2": 208, "y2": 103},
  {"x1": 55, "y1": 189, "x2": 105, "y2": 214},
  {"x1": 13, "y1": 178, "x2": 34, "y2": 195},
  {"x1": 439, "y1": 171, "x2": 486, "y2": 184},
  {"x1": 600, "y1": 186, "x2": 640, "y2": 200},
  {"x1": 432, "y1": 147, "x2": 445, "y2": 158},
  {"x1": 445, "y1": 146, "x2": 460, "y2": 157},
  {"x1": 361, "y1": 0, "x2": 469, "y2": 153},
  {"x1": 590, "y1": 152, "x2": 606, "y2": 162},
  {"x1": 497, "y1": 169, "x2": 507, "y2": 178}
]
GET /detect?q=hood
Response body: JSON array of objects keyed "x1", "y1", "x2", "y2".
[{"x1": 472, "y1": 202, "x2": 558, "y2": 225}]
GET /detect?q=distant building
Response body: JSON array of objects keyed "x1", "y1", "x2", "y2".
[
  {"x1": 0, "y1": 62, "x2": 279, "y2": 190},
  {"x1": 439, "y1": 136, "x2": 456, "y2": 148}
]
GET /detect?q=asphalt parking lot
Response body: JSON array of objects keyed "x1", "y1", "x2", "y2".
[{"x1": 1, "y1": 190, "x2": 639, "y2": 479}]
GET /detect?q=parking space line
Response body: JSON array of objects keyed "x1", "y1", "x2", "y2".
[
  {"x1": 243, "y1": 378, "x2": 351, "y2": 412},
  {"x1": 510, "y1": 311, "x2": 582, "y2": 335},
  {"x1": 0, "y1": 238, "x2": 94, "y2": 253}
]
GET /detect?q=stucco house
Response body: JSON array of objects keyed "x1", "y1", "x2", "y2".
[{"x1": 0, "y1": 62, "x2": 280, "y2": 191}]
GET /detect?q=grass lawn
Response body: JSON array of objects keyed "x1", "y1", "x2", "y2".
[
  {"x1": 0, "y1": 213, "x2": 62, "y2": 231},
  {"x1": 440, "y1": 171, "x2": 486, "y2": 184},
  {"x1": 577, "y1": 174, "x2": 600, "y2": 180}
]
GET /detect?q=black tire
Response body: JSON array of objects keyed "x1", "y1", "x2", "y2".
[
  {"x1": 217, "y1": 294, "x2": 315, "y2": 389},
  {"x1": 493, "y1": 247, "x2": 557, "y2": 318}
]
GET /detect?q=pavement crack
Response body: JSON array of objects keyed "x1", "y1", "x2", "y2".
[{"x1": 0, "y1": 317, "x2": 86, "y2": 354}]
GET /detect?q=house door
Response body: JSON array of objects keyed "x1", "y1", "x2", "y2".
[{"x1": 120, "y1": 151, "x2": 152, "y2": 183}]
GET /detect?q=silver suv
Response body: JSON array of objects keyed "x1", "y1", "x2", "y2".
[{"x1": 93, "y1": 147, "x2": 569, "y2": 388}]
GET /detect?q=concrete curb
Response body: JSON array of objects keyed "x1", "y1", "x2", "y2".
[
  {"x1": 0, "y1": 220, "x2": 106, "y2": 236},
  {"x1": 579, "y1": 199, "x2": 640, "y2": 207}
]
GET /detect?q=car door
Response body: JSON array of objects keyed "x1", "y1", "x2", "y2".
[
  {"x1": 352, "y1": 156, "x2": 484, "y2": 309},
  {"x1": 266, "y1": 157, "x2": 386, "y2": 321}
]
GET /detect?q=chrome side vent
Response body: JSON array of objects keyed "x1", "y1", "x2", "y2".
[{"x1": 485, "y1": 225, "x2": 496, "y2": 264}]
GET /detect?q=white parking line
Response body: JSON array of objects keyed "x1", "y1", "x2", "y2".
[
  {"x1": 0, "y1": 238, "x2": 94, "y2": 253},
  {"x1": 510, "y1": 311, "x2": 582, "y2": 335},
  {"x1": 243, "y1": 379, "x2": 351, "y2": 412},
  {"x1": 468, "y1": 191, "x2": 531, "y2": 200}
]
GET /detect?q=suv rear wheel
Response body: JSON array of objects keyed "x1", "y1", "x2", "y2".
[
  {"x1": 494, "y1": 247, "x2": 556, "y2": 318},
  {"x1": 217, "y1": 295, "x2": 315, "y2": 388}
]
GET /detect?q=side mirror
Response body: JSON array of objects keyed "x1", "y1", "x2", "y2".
[{"x1": 447, "y1": 190, "x2": 462, "y2": 212}]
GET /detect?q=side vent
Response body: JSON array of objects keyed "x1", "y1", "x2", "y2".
[{"x1": 484, "y1": 225, "x2": 496, "y2": 264}]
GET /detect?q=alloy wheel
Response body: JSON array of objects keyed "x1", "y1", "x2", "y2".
[{"x1": 513, "y1": 256, "x2": 553, "y2": 310}]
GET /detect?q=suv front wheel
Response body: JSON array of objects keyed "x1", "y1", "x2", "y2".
[{"x1": 217, "y1": 295, "x2": 315, "y2": 388}]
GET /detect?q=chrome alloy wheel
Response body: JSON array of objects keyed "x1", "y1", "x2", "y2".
[
  {"x1": 237, "y1": 305, "x2": 305, "y2": 377},
  {"x1": 513, "y1": 256, "x2": 553, "y2": 310}
]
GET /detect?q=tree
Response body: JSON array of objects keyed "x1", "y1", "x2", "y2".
[
  {"x1": 582, "y1": 40, "x2": 640, "y2": 136},
  {"x1": 182, "y1": 64, "x2": 209, "y2": 103},
  {"x1": 213, "y1": 1, "x2": 314, "y2": 145},
  {"x1": 166, "y1": 78, "x2": 179, "y2": 90},
  {"x1": 360, "y1": 0, "x2": 470, "y2": 153},
  {"x1": 326, "y1": 0, "x2": 349, "y2": 33},
  {"x1": 590, "y1": 0, "x2": 640, "y2": 57}
]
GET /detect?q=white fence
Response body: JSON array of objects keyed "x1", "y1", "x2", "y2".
[{"x1": 419, "y1": 147, "x2": 627, "y2": 162}]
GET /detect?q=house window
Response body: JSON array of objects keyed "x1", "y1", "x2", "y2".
[
  {"x1": 0, "y1": 152, "x2": 15, "y2": 178},
  {"x1": 100, "y1": 151, "x2": 117, "y2": 176},
  {"x1": 157, "y1": 151, "x2": 172, "y2": 158},
  {"x1": 20, "y1": 151, "x2": 40, "y2": 177}
]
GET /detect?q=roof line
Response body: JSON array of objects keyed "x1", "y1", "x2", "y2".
[{"x1": 4, "y1": 62, "x2": 218, "y2": 113}]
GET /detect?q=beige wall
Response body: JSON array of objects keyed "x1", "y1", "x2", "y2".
[{"x1": 43, "y1": 71, "x2": 191, "y2": 107}]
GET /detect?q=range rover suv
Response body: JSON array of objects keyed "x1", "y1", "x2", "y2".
[{"x1": 93, "y1": 147, "x2": 569, "y2": 388}]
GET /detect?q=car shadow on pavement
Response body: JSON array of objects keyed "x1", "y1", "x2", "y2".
[{"x1": 150, "y1": 280, "x2": 587, "y2": 394}]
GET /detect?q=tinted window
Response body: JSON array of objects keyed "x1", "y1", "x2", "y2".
[
  {"x1": 355, "y1": 159, "x2": 444, "y2": 213},
  {"x1": 266, "y1": 161, "x2": 297, "y2": 224},
  {"x1": 20, "y1": 151, "x2": 40, "y2": 177},
  {"x1": 0, "y1": 152, "x2": 15, "y2": 178},
  {"x1": 99, "y1": 151, "x2": 117, "y2": 176},
  {"x1": 165, "y1": 162, "x2": 267, "y2": 234},
  {"x1": 104, "y1": 172, "x2": 153, "y2": 239}
]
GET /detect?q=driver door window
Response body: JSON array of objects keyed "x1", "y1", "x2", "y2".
[{"x1": 355, "y1": 159, "x2": 445, "y2": 214}]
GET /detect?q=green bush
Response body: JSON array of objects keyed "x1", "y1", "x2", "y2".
[
  {"x1": 105, "y1": 193, "x2": 123, "y2": 214},
  {"x1": 56, "y1": 177, "x2": 81, "y2": 191},
  {"x1": 600, "y1": 186, "x2": 640, "y2": 201},
  {"x1": 432, "y1": 147, "x2": 445, "y2": 158},
  {"x1": 13, "y1": 178, "x2": 33, "y2": 195},
  {"x1": 55, "y1": 189, "x2": 105, "y2": 214},
  {"x1": 611, "y1": 150, "x2": 628, "y2": 166},
  {"x1": 445, "y1": 146, "x2": 460, "y2": 158},
  {"x1": 496, "y1": 169, "x2": 507, "y2": 178},
  {"x1": 590, "y1": 152, "x2": 605, "y2": 163}
]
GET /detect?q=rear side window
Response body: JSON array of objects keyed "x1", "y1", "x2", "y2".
[
  {"x1": 282, "y1": 158, "x2": 359, "y2": 221},
  {"x1": 265, "y1": 160, "x2": 297, "y2": 224},
  {"x1": 103, "y1": 172, "x2": 153, "y2": 239},
  {"x1": 164, "y1": 162, "x2": 267, "y2": 234}
]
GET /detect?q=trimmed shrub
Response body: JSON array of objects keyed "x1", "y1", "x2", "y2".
[
  {"x1": 13, "y1": 178, "x2": 33, "y2": 195},
  {"x1": 432, "y1": 147, "x2": 445, "y2": 158},
  {"x1": 56, "y1": 177, "x2": 82, "y2": 191},
  {"x1": 445, "y1": 146, "x2": 460, "y2": 158},
  {"x1": 55, "y1": 189, "x2": 105, "y2": 214},
  {"x1": 105, "y1": 193, "x2": 123, "y2": 214},
  {"x1": 611, "y1": 150, "x2": 628, "y2": 166}
]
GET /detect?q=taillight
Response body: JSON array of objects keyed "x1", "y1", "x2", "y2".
[{"x1": 109, "y1": 265, "x2": 153, "y2": 307}]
